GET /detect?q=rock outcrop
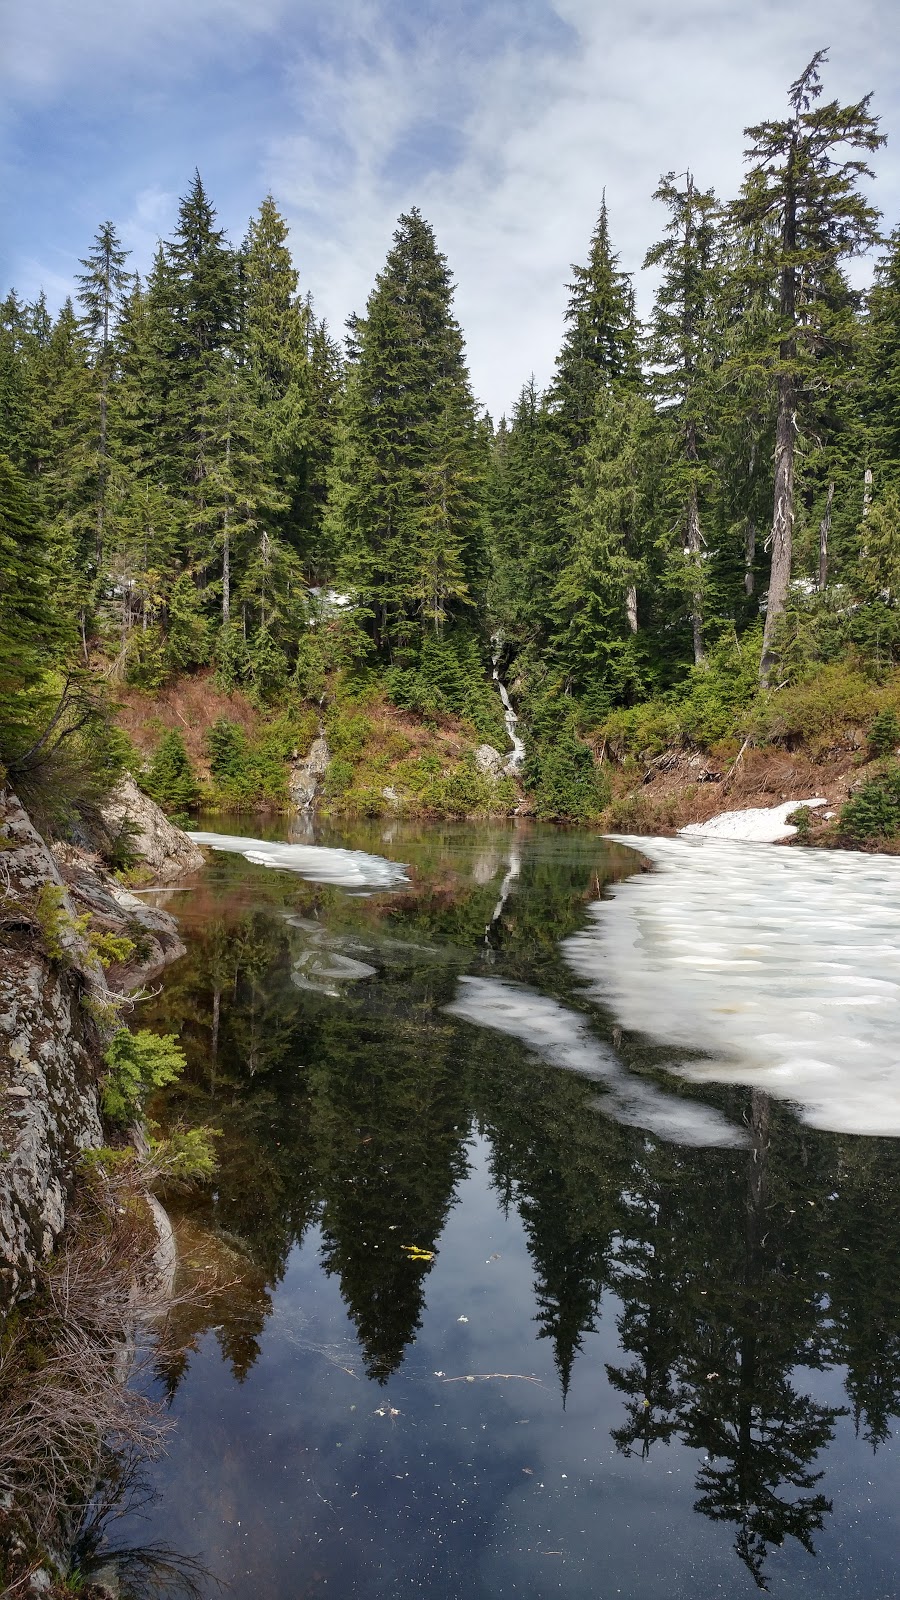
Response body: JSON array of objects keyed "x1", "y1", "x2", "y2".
[
  {"x1": 98, "y1": 774, "x2": 205, "y2": 882},
  {"x1": 291, "y1": 727, "x2": 330, "y2": 812},
  {"x1": 0, "y1": 791, "x2": 106, "y2": 1304},
  {"x1": 0, "y1": 785, "x2": 191, "y2": 1309}
]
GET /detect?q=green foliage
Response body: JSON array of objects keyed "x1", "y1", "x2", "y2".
[
  {"x1": 328, "y1": 208, "x2": 485, "y2": 654},
  {"x1": 752, "y1": 664, "x2": 877, "y2": 746},
  {"x1": 600, "y1": 632, "x2": 762, "y2": 755},
  {"x1": 524, "y1": 720, "x2": 610, "y2": 821},
  {"x1": 205, "y1": 709, "x2": 315, "y2": 809},
  {"x1": 869, "y1": 707, "x2": 900, "y2": 758},
  {"x1": 33, "y1": 883, "x2": 90, "y2": 965},
  {"x1": 787, "y1": 804, "x2": 814, "y2": 841},
  {"x1": 101, "y1": 1027, "x2": 186, "y2": 1122},
  {"x1": 149, "y1": 1124, "x2": 221, "y2": 1186},
  {"x1": 383, "y1": 628, "x2": 506, "y2": 745},
  {"x1": 840, "y1": 764, "x2": 900, "y2": 844},
  {"x1": 87, "y1": 928, "x2": 137, "y2": 969},
  {"x1": 142, "y1": 729, "x2": 200, "y2": 816}
]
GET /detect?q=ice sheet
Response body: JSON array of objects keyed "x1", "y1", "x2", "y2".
[
  {"x1": 445, "y1": 976, "x2": 745, "y2": 1147},
  {"x1": 565, "y1": 835, "x2": 900, "y2": 1136},
  {"x1": 189, "y1": 832, "x2": 408, "y2": 890}
]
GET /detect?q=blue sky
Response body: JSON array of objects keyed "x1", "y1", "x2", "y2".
[{"x1": 3, "y1": 0, "x2": 899, "y2": 419}]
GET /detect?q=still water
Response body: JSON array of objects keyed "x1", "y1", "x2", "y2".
[{"x1": 113, "y1": 819, "x2": 900, "y2": 1598}]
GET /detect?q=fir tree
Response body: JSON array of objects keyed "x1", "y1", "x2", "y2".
[
  {"x1": 75, "y1": 221, "x2": 131, "y2": 567},
  {"x1": 644, "y1": 172, "x2": 721, "y2": 663},
  {"x1": 329, "y1": 209, "x2": 482, "y2": 654},
  {"x1": 550, "y1": 195, "x2": 640, "y2": 449},
  {"x1": 736, "y1": 50, "x2": 884, "y2": 680}
]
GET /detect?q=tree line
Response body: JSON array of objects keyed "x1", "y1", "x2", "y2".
[{"x1": 2, "y1": 49, "x2": 900, "y2": 796}]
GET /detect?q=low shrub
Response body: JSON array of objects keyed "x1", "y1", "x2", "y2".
[
  {"x1": 752, "y1": 663, "x2": 877, "y2": 747},
  {"x1": 839, "y1": 764, "x2": 900, "y2": 844},
  {"x1": 868, "y1": 707, "x2": 900, "y2": 759},
  {"x1": 102, "y1": 1028, "x2": 187, "y2": 1122}
]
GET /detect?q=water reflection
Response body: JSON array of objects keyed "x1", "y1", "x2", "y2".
[{"x1": 134, "y1": 823, "x2": 900, "y2": 1596}]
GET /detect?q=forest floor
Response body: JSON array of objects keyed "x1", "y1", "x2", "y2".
[{"x1": 600, "y1": 740, "x2": 895, "y2": 849}]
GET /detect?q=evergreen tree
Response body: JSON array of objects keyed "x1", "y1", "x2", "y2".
[
  {"x1": 862, "y1": 225, "x2": 900, "y2": 489},
  {"x1": 552, "y1": 388, "x2": 665, "y2": 706},
  {"x1": 736, "y1": 50, "x2": 883, "y2": 680},
  {"x1": 329, "y1": 209, "x2": 483, "y2": 655},
  {"x1": 644, "y1": 172, "x2": 721, "y2": 663},
  {"x1": 75, "y1": 221, "x2": 131, "y2": 567},
  {"x1": 550, "y1": 195, "x2": 640, "y2": 449}
]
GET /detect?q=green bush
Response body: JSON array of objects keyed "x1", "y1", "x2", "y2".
[
  {"x1": 102, "y1": 1028, "x2": 186, "y2": 1122},
  {"x1": 752, "y1": 663, "x2": 876, "y2": 746},
  {"x1": 324, "y1": 756, "x2": 354, "y2": 797},
  {"x1": 868, "y1": 707, "x2": 900, "y2": 758},
  {"x1": 839, "y1": 765, "x2": 900, "y2": 844},
  {"x1": 205, "y1": 712, "x2": 312, "y2": 810},
  {"x1": 526, "y1": 732, "x2": 610, "y2": 821},
  {"x1": 142, "y1": 729, "x2": 200, "y2": 817},
  {"x1": 34, "y1": 883, "x2": 90, "y2": 964}
]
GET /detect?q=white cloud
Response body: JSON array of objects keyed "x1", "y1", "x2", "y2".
[
  {"x1": 5, "y1": 0, "x2": 899, "y2": 419},
  {"x1": 266, "y1": 0, "x2": 900, "y2": 418}
]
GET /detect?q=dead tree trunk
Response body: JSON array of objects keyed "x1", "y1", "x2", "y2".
[
  {"x1": 817, "y1": 481, "x2": 833, "y2": 591},
  {"x1": 760, "y1": 370, "x2": 795, "y2": 683},
  {"x1": 744, "y1": 520, "x2": 756, "y2": 597}
]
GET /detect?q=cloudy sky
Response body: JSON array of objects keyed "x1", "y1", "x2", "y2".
[{"x1": 3, "y1": 0, "x2": 899, "y2": 419}]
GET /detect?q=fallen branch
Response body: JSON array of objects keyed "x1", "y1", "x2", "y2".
[{"x1": 441, "y1": 1373, "x2": 544, "y2": 1386}]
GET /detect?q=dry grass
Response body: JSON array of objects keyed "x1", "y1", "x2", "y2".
[{"x1": 0, "y1": 1160, "x2": 208, "y2": 1592}]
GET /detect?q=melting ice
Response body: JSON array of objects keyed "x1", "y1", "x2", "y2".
[
  {"x1": 188, "y1": 832, "x2": 408, "y2": 891},
  {"x1": 563, "y1": 835, "x2": 900, "y2": 1137},
  {"x1": 445, "y1": 976, "x2": 744, "y2": 1147}
]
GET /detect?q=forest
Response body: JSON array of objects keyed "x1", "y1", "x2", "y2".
[{"x1": 3, "y1": 49, "x2": 900, "y2": 830}]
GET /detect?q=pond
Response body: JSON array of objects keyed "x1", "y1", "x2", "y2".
[{"x1": 110, "y1": 818, "x2": 900, "y2": 1598}]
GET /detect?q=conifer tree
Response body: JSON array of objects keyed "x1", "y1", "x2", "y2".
[
  {"x1": 736, "y1": 50, "x2": 883, "y2": 680},
  {"x1": 862, "y1": 225, "x2": 900, "y2": 488},
  {"x1": 552, "y1": 389, "x2": 664, "y2": 706},
  {"x1": 76, "y1": 221, "x2": 131, "y2": 567},
  {"x1": 329, "y1": 209, "x2": 482, "y2": 655},
  {"x1": 550, "y1": 196, "x2": 640, "y2": 450},
  {"x1": 645, "y1": 173, "x2": 720, "y2": 663}
]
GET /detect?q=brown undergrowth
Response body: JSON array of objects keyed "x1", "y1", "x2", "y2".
[
  {"x1": 0, "y1": 1157, "x2": 211, "y2": 1597},
  {"x1": 598, "y1": 740, "x2": 896, "y2": 845}
]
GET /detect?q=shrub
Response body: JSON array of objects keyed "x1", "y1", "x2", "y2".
[
  {"x1": 752, "y1": 664, "x2": 876, "y2": 747},
  {"x1": 33, "y1": 882, "x2": 90, "y2": 965},
  {"x1": 102, "y1": 1028, "x2": 186, "y2": 1122},
  {"x1": 149, "y1": 1124, "x2": 221, "y2": 1188},
  {"x1": 87, "y1": 929, "x2": 137, "y2": 969},
  {"x1": 323, "y1": 756, "x2": 354, "y2": 797},
  {"x1": 868, "y1": 707, "x2": 900, "y2": 758},
  {"x1": 142, "y1": 730, "x2": 200, "y2": 817},
  {"x1": 786, "y1": 804, "x2": 813, "y2": 842},
  {"x1": 839, "y1": 764, "x2": 900, "y2": 844}
]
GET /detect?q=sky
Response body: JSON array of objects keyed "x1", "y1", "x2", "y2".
[{"x1": 3, "y1": 0, "x2": 899, "y2": 420}]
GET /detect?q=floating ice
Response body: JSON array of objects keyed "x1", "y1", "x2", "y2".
[
  {"x1": 564, "y1": 835, "x2": 900, "y2": 1137},
  {"x1": 679, "y1": 798, "x2": 827, "y2": 842},
  {"x1": 188, "y1": 833, "x2": 408, "y2": 891},
  {"x1": 444, "y1": 976, "x2": 744, "y2": 1147}
]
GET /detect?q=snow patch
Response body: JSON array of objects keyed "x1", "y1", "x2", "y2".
[
  {"x1": 188, "y1": 832, "x2": 408, "y2": 891},
  {"x1": 564, "y1": 835, "x2": 900, "y2": 1137},
  {"x1": 444, "y1": 976, "x2": 745, "y2": 1147},
  {"x1": 678, "y1": 798, "x2": 828, "y2": 842}
]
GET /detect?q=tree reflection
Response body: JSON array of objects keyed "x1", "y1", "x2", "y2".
[{"x1": 146, "y1": 829, "x2": 900, "y2": 1587}]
